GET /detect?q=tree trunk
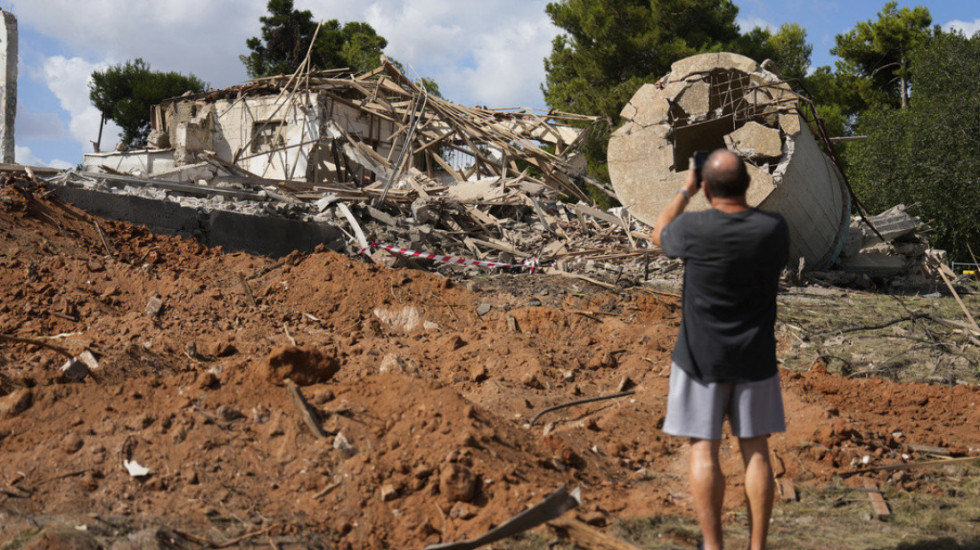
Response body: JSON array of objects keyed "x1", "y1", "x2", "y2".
[
  {"x1": 95, "y1": 112, "x2": 105, "y2": 153},
  {"x1": 900, "y1": 54, "x2": 909, "y2": 109}
]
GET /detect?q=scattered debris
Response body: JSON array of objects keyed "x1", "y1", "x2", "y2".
[
  {"x1": 863, "y1": 478, "x2": 890, "y2": 521},
  {"x1": 423, "y1": 486, "x2": 581, "y2": 550},
  {"x1": 123, "y1": 459, "x2": 150, "y2": 478},
  {"x1": 285, "y1": 379, "x2": 327, "y2": 438},
  {"x1": 145, "y1": 295, "x2": 164, "y2": 316},
  {"x1": 60, "y1": 356, "x2": 90, "y2": 381}
]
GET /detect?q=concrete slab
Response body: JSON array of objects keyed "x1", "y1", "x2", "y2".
[
  {"x1": 839, "y1": 253, "x2": 906, "y2": 278},
  {"x1": 669, "y1": 53, "x2": 758, "y2": 81},
  {"x1": 675, "y1": 80, "x2": 710, "y2": 118},
  {"x1": 51, "y1": 185, "x2": 343, "y2": 258},
  {"x1": 724, "y1": 122, "x2": 782, "y2": 159}
]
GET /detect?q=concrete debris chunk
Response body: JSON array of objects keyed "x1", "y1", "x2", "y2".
[
  {"x1": 334, "y1": 431, "x2": 356, "y2": 456},
  {"x1": 838, "y1": 253, "x2": 906, "y2": 278},
  {"x1": 675, "y1": 80, "x2": 710, "y2": 118},
  {"x1": 123, "y1": 459, "x2": 150, "y2": 477},
  {"x1": 724, "y1": 122, "x2": 783, "y2": 159},
  {"x1": 145, "y1": 295, "x2": 163, "y2": 317},
  {"x1": 859, "y1": 204, "x2": 922, "y2": 246},
  {"x1": 374, "y1": 306, "x2": 422, "y2": 332},
  {"x1": 78, "y1": 350, "x2": 99, "y2": 371}
]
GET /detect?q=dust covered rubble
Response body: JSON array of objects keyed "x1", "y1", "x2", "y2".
[
  {"x1": 804, "y1": 204, "x2": 964, "y2": 291},
  {"x1": 44, "y1": 166, "x2": 669, "y2": 288}
]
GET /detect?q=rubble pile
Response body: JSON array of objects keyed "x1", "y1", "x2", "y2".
[
  {"x1": 810, "y1": 204, "x2": 961, "y2": 290},
  {"x1": 47, "y1": 167, "x2": 669, "y2": 286},
  {"x1": 37, "y1": 59, "x2": 692, "y2": 288}
]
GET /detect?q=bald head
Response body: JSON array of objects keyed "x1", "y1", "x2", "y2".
[{"x1": 702, "y1": 149, "x2": 750, "y2": 198}]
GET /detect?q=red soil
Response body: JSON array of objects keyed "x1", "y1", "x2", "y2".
[{"x1": 0, "y1": 177, "x2": 977, "y2": 547}]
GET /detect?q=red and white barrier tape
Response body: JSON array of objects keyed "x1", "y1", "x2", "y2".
[{"x1": 360, "y1": 243, "x2": 540, "y2": 272}]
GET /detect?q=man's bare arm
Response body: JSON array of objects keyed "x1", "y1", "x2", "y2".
[{"x1": 651, "y1": 168, "x2": 701, "y2": 246}]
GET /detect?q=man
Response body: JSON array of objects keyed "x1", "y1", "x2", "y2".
[{"x1": 651, "y1": 149, "x2": 789, "y2": 550}]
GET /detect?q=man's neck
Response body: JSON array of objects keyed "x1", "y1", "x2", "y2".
[{"x1": 710, "y1": 196, "x2": 750, "y2": 214}]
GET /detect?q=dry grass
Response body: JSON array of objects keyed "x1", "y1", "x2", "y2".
[{"x1": 778, "y1": 288, "x2": 980, "y2": 385}]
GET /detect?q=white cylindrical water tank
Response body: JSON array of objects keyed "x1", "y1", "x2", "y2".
[{"x1": 608, "y1": 52, "x2": 850, "y2": 270}]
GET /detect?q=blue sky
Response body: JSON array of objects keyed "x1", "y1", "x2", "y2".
[{"x1": 8, "y1": 0, "x2": 979, "y2": 169}]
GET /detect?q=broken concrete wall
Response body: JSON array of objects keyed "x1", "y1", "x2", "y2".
[
  {"x1": 51, "y1": 185, "x2": 342, "y2": 257},
  {"x1": 608, "y1": 52, "x2": 850, "y2": 270},
  {"x1": 162, "y1": 92, "x2": 398, "y2": 183},
  {"x1": 81, "y1": 149, "x2": 178, "y2": 177}
]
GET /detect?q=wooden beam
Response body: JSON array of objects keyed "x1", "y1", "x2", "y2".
[
  {"x1": 863, "y1": 478, "x2": 890, "y2": 520},
  {"x1": 285, "y1": 379, "x2": 327, "y2": 438}
]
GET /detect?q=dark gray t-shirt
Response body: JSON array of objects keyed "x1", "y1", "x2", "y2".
[{"x1": 660, "y1": 207, "x2": 789, "y2": 383}]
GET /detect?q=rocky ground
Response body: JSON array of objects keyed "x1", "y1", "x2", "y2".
[{"x1": 0, "y1": 176, "x2": 978, "y2": 549}]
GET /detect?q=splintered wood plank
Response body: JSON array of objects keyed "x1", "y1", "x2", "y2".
[
  {"x1": 285, "y1": 379, "x2": 327, "y2": 439},
  {"x1": 427, "y1": 150, "x2": 463, "y2": 181},
  {"x1": 863, "y1": 478, "x2": 890, "y2": 520}
]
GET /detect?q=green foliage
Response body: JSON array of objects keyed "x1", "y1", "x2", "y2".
[
  {"x1": 89, "y1": 58, "x2": 207, "y2": 148},
  {"x1": 733, "y1": 23, "x2": 812, "y2": 81},
  {"x1": 543, "y1": 0, "x2": 740, "y2": 122},
  {"x1": 418, "y1": 77, "x2": 442, "y2": 98},
  {"x1": 765, "y1": 23, "x2": 812, "y2": 81},
  {"x1": 831, "y1": 1, "x2": 932, "y2": 109},
  {"x1": 240, "y1": 0, "x2": 388, "y2": 78},
  {"x1": 847, "y1": 30, "x2": 980, "y2": 260},
  {"x1": 800, "y1": 65, "x2": 869, "y2": 136},
  {"x1": 542, "y1": 0, "x2": 748, "y2": 184}
]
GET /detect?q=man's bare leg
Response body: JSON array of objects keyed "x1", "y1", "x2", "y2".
[
  {"x1": 738, "y1": 435, "x2": 774, "y2": 550},
  {"x1": 690, "y1": 438, "x2": 724, "y2": 549}
]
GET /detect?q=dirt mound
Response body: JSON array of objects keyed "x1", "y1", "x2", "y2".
[{"x1": 1, "y1": 176, "x2": 978, "y2": 547}]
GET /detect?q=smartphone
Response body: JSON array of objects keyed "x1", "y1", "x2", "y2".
[{"x1": 691, "y1": 151, "x2": 710, "y2": 189}]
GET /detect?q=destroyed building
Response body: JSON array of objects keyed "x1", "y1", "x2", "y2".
[
  {"x1": 81, "y1": 60, "x2": 593, "y2": 197},
  {"x1": 57, "y1": 60, "x2": 653, "y2": 268}
]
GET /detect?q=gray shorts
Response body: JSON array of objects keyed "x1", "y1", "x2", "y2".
[{"x1": 663, "y1": 363, "x2": 786, "y2": 440}]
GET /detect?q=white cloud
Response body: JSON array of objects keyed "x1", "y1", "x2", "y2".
[
  {"x1": 48, "y1": 158, "x2": 75, "y2": 170},
  {"x1": 14, "y1": 145, "x2": 74, "y2": 169},
  {"x1": 15, "y1": 145, "x2": 42, "y2": 165},
  {"x1": 456, "y1": 16, "x2": 557, "y2": 107},
  {"x1": 738, "y1": 16, "x2": 775, "y2": 33},
  {"x1": 944, "y1": 19, "x2": 980, "y2": 38},
  {"x1": 39, "y1": 55, "x2": 122, "y2": 151},
  {"x1": 9, "y1": 0, "x2": 263, "y2": 87},
  {"x1": 357, "y1": 0, "x2": 558, "y2": 106}
]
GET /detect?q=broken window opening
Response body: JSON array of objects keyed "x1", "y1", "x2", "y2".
[
  {"x1": 251, "y1": 121, "x2": 287, "y2": 154},
  {"x1": 671, "y1": 115, "x2": 735, "y2": 172}
]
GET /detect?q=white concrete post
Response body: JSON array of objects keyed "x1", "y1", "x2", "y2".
[{"x1": 0, "y1": 11, "x2": 17, "y2": 164}]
